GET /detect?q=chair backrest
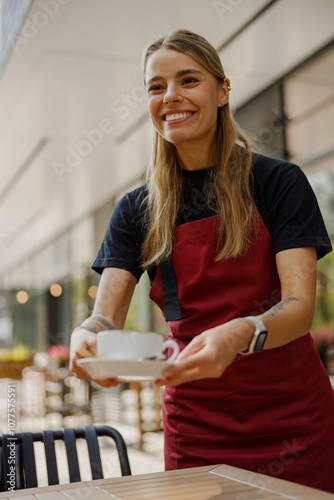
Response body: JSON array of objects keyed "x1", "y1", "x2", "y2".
[{"x1": 0, "y1": 424, "x2": 131, "y2": 491}]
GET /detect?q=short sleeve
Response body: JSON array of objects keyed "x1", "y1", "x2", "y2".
[
  {"x1": 252, "y1": 155, "x2": 332, "y2": 260},
  {"x1": 91, "y1": 186, "x2": 146, "y2": 281}
]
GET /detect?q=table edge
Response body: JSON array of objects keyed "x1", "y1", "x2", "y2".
[{"x1": 209, "y1": 465, "x2": 334, "y2": 500}]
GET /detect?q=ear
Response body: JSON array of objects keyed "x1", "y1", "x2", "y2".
[{"x1": 218, "y1": 77, "x2": 231, "y2": 107}]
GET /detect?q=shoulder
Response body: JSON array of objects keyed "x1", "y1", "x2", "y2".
[
  {"x1": 251, "y1": 152, "x2": 311, "y2": 208},
  {"x1": 250, "y1": 153, "x2": 332, "y2": 259},
  {"x1": 116, "y1": 184, "x2": 147, "y2": 212},
  {"x1": 112, "y1": 184, "x2": 148, "y2": 224},
  {"x1": 252, "y1": 153, "x2": 303, "y2": 185}
]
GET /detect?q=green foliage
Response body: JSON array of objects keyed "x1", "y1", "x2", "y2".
[
  {"x1": 313, "y1": 243, "x2": 334, "y2": 330},
  {"x1": 308, "y1": 171, "x2": 334, "y2": 331}
]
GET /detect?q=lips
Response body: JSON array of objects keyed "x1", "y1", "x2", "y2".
[{"x1": 163, "y1": 111, "x2": 195, "y2": 122}]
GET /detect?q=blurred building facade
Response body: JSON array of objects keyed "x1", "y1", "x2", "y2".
[{"x1": 0, "y1": 0, "x2": 333, "y2": 351}]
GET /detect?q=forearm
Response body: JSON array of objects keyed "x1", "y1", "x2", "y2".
[
  {"x1": 85, "y1": 267, "x2": 136, "y2": 330},
  {"x1": 238, "y1": 247, "x2": 317, "y2": 353},
  {"x1": 77, "y1": 314, "x2": 117, "y2": 334},
  {"x1": 235, "y1": 295, "x2": 315, "y2": 354},
  {"x1": 260, "y1": 294, "x2": 315, "y2": 349}
]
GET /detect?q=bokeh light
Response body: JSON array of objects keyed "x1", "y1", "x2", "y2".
[
  {"x1": 16, "y1": 290, "x2": 28, "y2": 304},
  {"x1": 50, "y1": 283, "x2": 62, "y2": 297},
  {"x1": 88, "y1": 285, "x2": 98, "y2": 299}
]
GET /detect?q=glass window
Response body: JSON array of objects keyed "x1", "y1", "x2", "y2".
[{"x1": 234, "y1": 83, "x2": 286, "y2": 159}]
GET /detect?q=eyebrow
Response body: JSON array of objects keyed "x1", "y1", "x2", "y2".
[{"x1": 146, "y1": 69, "x2": 203, "y2": 86}]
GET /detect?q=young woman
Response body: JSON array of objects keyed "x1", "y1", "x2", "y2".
[{"x1": 70, "y1": 30, "x2": 334, "y2": 493}]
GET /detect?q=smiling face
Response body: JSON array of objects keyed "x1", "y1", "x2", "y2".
[{"x1": 145, "y1": 48, "x2": 228, "y2": 155}]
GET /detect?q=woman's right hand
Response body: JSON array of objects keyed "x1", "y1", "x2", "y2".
[
  {"x1": 69, "y1": 267, "x2": 137, "y2": 387},
  {"x1": 69, "y1": 327, "x2": 119, "y2": 387}
]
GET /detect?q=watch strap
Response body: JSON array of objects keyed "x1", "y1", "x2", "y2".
[{"x1": 240, "y1": 316, "x2": 268, "y2": 355}]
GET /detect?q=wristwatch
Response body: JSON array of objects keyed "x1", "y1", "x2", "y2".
[{"x1": 240, "y1": 316, "x2": 268, "y2": 355}]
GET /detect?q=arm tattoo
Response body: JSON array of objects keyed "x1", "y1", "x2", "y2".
[
  {"x1": 263, "y1": 297, "x2": 300, "y2": 318},
  {"x1": 80, "y1": 315, "x2": 116, "y2": 334}
]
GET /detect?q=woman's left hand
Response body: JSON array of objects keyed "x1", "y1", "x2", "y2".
[{"x1": 158, "y1": 318, "x2": 252, "y2": 386}]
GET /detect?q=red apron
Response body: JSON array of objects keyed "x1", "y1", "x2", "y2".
[{"x1": 149, "y1": 213, "x2": 334, "y2": 493}]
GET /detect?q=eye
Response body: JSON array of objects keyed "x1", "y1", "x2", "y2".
[
  {"x1": 147, "y1": 84, "x2": 164, "y2": 93},
  {"x1": 182, "y1": 77, "x2": 199, "y2": 85}
]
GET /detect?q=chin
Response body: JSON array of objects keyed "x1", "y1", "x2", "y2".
[{"x1": 163, "y1": 132, "x2": 194, "y2": 145}]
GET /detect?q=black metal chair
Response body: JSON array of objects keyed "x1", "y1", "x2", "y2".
[{"x1": 0, "y1": 425, "x2": 131, "y2": 491}]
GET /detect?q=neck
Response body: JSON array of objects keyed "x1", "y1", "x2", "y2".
[{"x1": 175, "y1": 140, "x2": 213, "y2": 171}]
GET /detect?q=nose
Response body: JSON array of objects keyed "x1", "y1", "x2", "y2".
[{"x1": 163, "y1": 83, "x2": 181, "y2": 104}]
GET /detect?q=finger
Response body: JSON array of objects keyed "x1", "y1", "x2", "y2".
[
  {"x1": 163, "y1": 367, "x2": 206, "y2": 387},
  {"x1": 177, "y1": 338, "x2": 205, "y2": 360},
  {"x1": 94, "y1": 378, "x2": 119, "y2": 388},
  {"x1": 77, "y1": 347, "x2": 95, "y2": 358},
  {"x1": 162, "y1": 352, "x2": 206, "y2": 378},
  {"x1": 72, "y1": 359, "x2": 118, "y2": 387},
  {"x1": 70, "y1": 352, "x2": 96, "y2": 379},
  {"x1": 72, "y1": 366, "x2": 92, "y2": 380},
  {"x1": 86, "y1": 339, "x2": 98, "y2": 357}
]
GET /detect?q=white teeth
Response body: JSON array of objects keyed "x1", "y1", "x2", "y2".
[{"x1": 165, "y1": 112, "x2": 193, "y2": 122}]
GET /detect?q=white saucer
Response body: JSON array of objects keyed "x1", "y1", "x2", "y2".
[{"x1": 77, "y1": 358, "x2": 171, "y2": 381}]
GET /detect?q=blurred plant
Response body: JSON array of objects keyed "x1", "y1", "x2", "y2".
[
  {"x1": 0, "y1": 344, "x2": 30, "y2": 361},
  {"x1": 46, "y1": 344, "x2": 70, "y2": 369},
  {"x1": 309, "y1": 172, "x2": 334, "y2": 330},
  {"x1": 311, "y1": 239, "x2": 334, "y2": 331},
  {"x1": 46, "y1": 344, "x2": 69, "y2": 361}
]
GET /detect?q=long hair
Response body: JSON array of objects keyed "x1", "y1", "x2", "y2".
[{"x1": 141, "y1": 29, "x2": 257, "y2": 268}]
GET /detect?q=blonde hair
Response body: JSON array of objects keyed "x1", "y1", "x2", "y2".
[{"x1": 141, "y1": 29, "x2": 257, "y2": 268}]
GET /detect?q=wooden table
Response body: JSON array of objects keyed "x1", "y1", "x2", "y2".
[{"x1": 1, "y1": 465, "x2": 334, "y2": 499}]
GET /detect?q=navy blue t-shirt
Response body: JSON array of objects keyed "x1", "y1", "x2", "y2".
[{"x1": 92, "y1": 153, "x2": 332, "y2": 282}]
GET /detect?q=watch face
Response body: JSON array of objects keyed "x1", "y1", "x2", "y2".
[{"x1": 254, "y1": 331, "x2": 267, "y2": 352}]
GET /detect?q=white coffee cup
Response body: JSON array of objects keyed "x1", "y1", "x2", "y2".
[{"x1": 97, "y1": 330, "x2": 179, "y2": 363}]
